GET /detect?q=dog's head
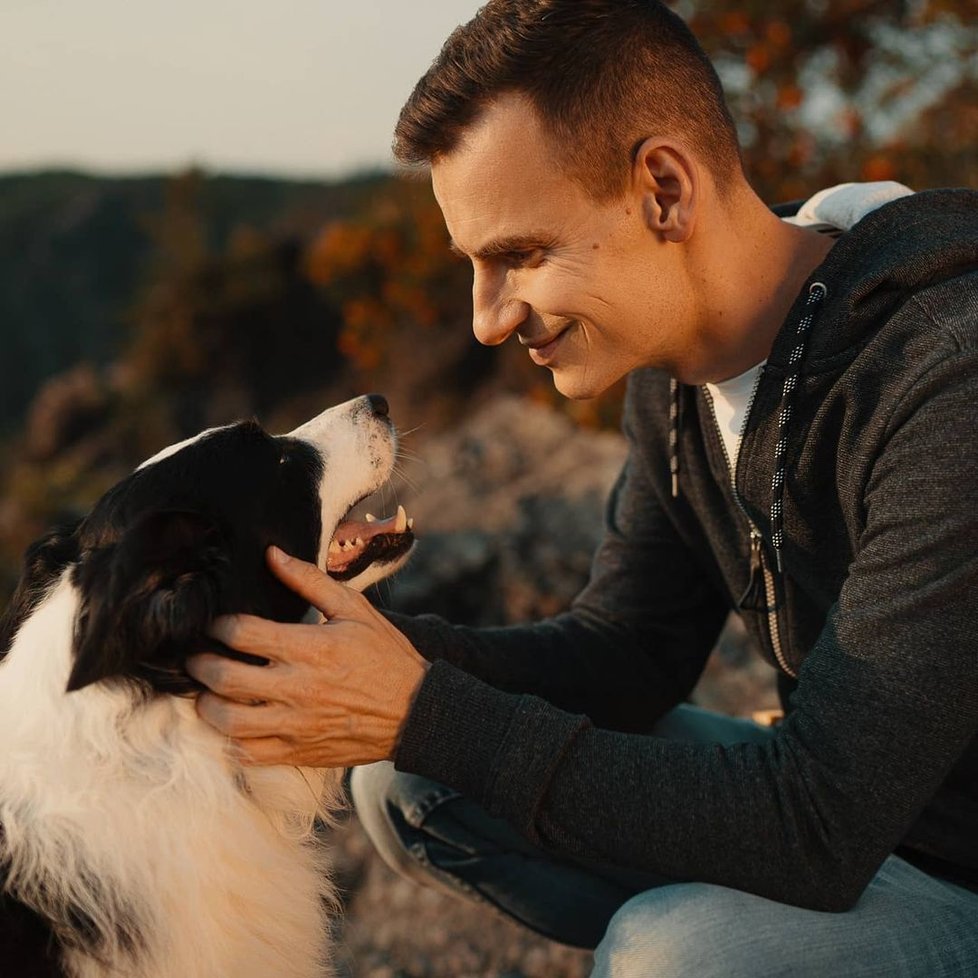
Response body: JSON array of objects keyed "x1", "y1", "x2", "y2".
[{"x1": 0, "y1": 395, "x2": 414, "y2": 695}]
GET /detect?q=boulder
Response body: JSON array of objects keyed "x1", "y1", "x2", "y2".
[{"x1": 380, "y1": 396, "x2": 627, "y2": 625}]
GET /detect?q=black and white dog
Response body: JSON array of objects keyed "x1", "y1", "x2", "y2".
[{"x1": 0, "y1": 394, "x2": 414, "y2": 978}]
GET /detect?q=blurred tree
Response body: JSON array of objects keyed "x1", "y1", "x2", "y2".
[
  {"x1": 124, "y1": 170, "x2": 343, "y2": 436},
  {"x1": 683, "y1": 0, "x2": 978, "y2": 200},
  {"x1": 305, "y1": 179, "x2": 471, "y2": 371},
  {"x1": 304, "y1": 178, "x2": 507, "y2": 420},
  {"x1": 2, "y1": 5, "x2": 976, "y2": 599}
]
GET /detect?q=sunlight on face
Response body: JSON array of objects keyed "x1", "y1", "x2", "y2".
[{"x1": 431, "y1": 93, "x2": 692, "y2": 399}]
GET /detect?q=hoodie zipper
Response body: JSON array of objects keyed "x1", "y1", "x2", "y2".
[
  {"x1": 702, "y1": 380, "x2": 796, "y2": 679},
  {"x1": 696, "y1": 280, "x2": 828, "y2": 678}
]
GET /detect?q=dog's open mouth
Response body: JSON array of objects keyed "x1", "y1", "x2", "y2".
[{"x1": 325, "y1": 504, "x2": 415, "y2": 582}]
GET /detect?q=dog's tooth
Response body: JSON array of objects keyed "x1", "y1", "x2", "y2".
[
  {"x1": 354, "y1": 537, "x2": 363, "y2": 547},
  {"x1": 395, "y1": 505, "x2": 407, "y2": 533},
  {"x1": 407, "y1": 518, "x2": 414, "y2": 530},
  {"x1": 365, "y1": 513, "x2": 377, "y2": 523},
  {"x1": 328, "y1": 539, "x2": 342, "y2": 553}
]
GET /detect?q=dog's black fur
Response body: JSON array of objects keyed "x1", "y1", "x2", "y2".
[{"x1": 0, "y1": 418, "x2": 363, "y2": 976}]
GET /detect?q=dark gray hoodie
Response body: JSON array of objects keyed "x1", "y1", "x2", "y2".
[{"x1": 389, "y1": 188, "x2": 978, "y2": 912}]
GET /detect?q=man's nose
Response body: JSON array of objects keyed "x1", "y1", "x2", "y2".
[{"x1": 471, "y1": 265, "x2": 529, "y2": 346}]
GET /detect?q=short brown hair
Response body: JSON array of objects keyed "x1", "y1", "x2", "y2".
[{"x1": 394, "y1": 0, "x2": 743, "y2": 200}]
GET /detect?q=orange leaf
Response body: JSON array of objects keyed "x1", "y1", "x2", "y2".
[
  {"x1": 746, "y1": 44, "x2": 772, "y2": 75},
  {"x1": 765, "y1": 20, "x2": 792, "y2": 47},
  {"x1": 721, "y1": 12, "x2": 751, "y2": 35},
  {"x1": 861, "y1": 156, "x2": 898, "y2": 182},
  {"x1": 777, "y1": 84, "x2": 804, "y2": 111}
]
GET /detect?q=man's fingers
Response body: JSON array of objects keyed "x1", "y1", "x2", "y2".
[
  {"x1": 266, "y1": 546, "x2": 360, "y2": 619},
  {"x1": 206, "y1": 612, "x2": 352, "y2": 670},
  {"x1": 208, "y1": 613, "x2": 291, "y2": 660},
  {"x1": 229, "y1": 736, "x2": 299, "y2": 767},
  {"x1": 187, "y1": 652, "x2": 280, "y2": 701},
  {"x1": 195, "y1": 691, "x2": 292, "y2": 739}
]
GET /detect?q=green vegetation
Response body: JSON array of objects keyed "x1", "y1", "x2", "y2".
[
  {"x1": 0, "y1": 168, "x2": 390, "y2": 427},
  {"x1": 1, "y1": 0, "x2": 975, "y2": 602}
]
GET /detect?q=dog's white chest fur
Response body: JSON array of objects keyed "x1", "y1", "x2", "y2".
[{"x1": 0, "y1": 575, "x2": 339, "y2": 978}]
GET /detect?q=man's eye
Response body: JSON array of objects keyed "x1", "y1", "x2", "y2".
[{"x1": 506, "y1": 249, "x2": 545, "y2": 268}]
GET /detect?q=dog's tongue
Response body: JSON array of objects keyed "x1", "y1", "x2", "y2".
[{"x1": 326, "y1": 505, "x2": 412, "y2": 573}]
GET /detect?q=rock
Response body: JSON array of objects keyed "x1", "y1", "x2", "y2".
[{"x1": 379, "y1": 397, "x2": 627, "y2": 625}]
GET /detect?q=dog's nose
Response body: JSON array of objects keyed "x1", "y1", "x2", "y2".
[{"x1": 366, "y1": 393, "x2": 389, "y2": 419}]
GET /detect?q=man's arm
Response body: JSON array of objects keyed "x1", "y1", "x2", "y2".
[
  {"x1": 383, "y1": 419, "x2": 730, "y2": 732},
  {"x1": 186, "y1": 373, "x2": 731, "y2": 758},
  {"x1": 396, "y1": 347, "x2": 978, "y2": 912}
]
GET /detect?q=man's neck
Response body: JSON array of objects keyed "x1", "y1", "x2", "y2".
[{"x1": 680, "y1": 194, "x2": 836, "y2": 386}]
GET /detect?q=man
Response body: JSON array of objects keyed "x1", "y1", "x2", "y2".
[{"x1": 187, "y1": 1, "x2": 978, "y2": 974}]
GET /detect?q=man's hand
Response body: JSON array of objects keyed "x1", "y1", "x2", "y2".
[{"x1": 186, "y1": 546, "x2": 429, "y2": 768}]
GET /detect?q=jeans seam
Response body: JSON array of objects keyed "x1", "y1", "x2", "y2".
[
  {"x1": 407, "y1": 840, "x2": 490, "y2": 907},
  {"x1": 408, "y1": 840, "x2": 591, "y2": 948},
  {"x1": 405, "y1": 785, "x2": 462, "y2": 827}
]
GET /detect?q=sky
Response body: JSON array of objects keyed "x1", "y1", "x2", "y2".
[{"x1": 1, "y1": 0, "x2": 484, "y2": 179}]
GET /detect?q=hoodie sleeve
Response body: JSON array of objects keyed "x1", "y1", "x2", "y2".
[
  {"x1": 387, "y1": 389, "x2": 730, "y2": 733},
  {"x1": 395, "y1": 342, "x2": 978, "y2": 913}
]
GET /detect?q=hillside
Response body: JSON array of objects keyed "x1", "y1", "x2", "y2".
[
  {"x1": 0, "y1": 168, "x2": 623, "y2": 601},
  {"x1": 0, "y1": 169, "x2": 391, "y2": 428}
]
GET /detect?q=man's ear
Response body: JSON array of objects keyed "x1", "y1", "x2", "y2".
[
  {"x1": 632, "y1": 139, "x2": 697, "y2": 243},
  {"x1": 67, "y1": 511, "x2": 229, "y2": 693}
]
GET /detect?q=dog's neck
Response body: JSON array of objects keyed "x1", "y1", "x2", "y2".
[
  {"x1": 0, "y1": 570, "x2": 339, "y2": 978},
  {"x1": 0, "y1": 571, "x2": 91, "y2": 722}
]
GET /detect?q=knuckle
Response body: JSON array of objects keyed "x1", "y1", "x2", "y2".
[
  {"x1": 290, "y1": 625, "x2": 328, "y2": 663},
  {"x1": 235, "y1": 615, "x2": 267, "y2": 649},
  {"x1": 192, "y1": 654, "x2": 229, "y2": 690},
  {"x1": 199, "y1": 657, "x2": 255, "y2": 700},
  {"x1": 212, "y1": 702, "x2": 236, "y2": 734}
]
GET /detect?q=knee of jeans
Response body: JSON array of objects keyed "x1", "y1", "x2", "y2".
[
  {"x1": 349, "y1": 762, "x2": 455, "y2": 884},
  {"x1": 593, "y1": 883, "x2": 752, "y2": 978}
]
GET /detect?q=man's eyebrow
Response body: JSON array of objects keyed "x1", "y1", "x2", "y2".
[{"x1": 448, "y1": 233, "x2": 554, "y2": 261}]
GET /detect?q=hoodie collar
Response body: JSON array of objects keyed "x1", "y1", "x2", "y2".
[{"x1": 768, "y1": 188, "x2": 978, "y2": 373}]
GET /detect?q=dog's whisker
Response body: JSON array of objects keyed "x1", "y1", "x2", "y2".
[
  {"x1": 394, "y1": 448, "x2": 424, "y2": 464},
  {"x1": 390, "y1": 463, "x2": 422, "y2": 496},
  {"x1": 392, "y1": 475, "x2": 421, "y2": 497}
]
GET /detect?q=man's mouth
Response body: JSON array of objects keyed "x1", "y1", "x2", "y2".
[
  {"x1": 325, "y1": 504, "x2": 415, "y2": 581},
  {"x1": 524, "y1": 324, "x2": 572, "y2": 365}
]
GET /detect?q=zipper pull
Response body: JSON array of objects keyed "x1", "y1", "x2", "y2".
[{"x1": 738, "y1": 531, "x2": 772, "y2": 612}]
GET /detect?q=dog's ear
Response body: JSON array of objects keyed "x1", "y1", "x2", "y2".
[
  {"x1": 0, "y1": 520, "x2": 81, "y2": 658},
  {"x1": 67, "y1": 511, "x2": 229, "y2": 693}
]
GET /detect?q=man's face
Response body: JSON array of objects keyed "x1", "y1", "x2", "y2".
[{"x1": 431, "y1": 93, "x2": 693, "y2": 399}]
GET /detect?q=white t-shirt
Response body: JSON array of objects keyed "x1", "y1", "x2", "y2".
[{"x1": 705, "y1": 361, "x2": 765, "y2": 471}]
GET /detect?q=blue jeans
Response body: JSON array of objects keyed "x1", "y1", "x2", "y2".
[{"x1": 351, "y1": 705, "x2": 978, "y2": 977}]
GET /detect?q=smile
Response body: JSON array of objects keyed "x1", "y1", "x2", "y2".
[{"x1": 525, "y1": 324, "x2": 572, "y2": 365}]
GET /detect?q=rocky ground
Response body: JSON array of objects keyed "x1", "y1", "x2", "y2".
[
  {"x1": 331, "y1": 814, "x2": 593, "y2": 978},
  {"x1": 321, "y1": 398, "x2": 780, "y2": 978}
]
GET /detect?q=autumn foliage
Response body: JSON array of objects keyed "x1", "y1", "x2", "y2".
[
  {"x1": 304, "y1": 182, "x2": 470, "y2": 373},
  {"x1": 0, "y1": 0, "x2": 975, "y2": 595},
  {"x1": 688, "y1": 0, "x2": 978, "y2": 197}
]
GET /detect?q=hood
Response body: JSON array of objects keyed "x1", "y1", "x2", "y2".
[
  {"x1": 669, "y1": 185, "x2": 978, "y2": 575},
  {"x1": 768, "y1": 188, "x2": 978, "y2": 374}
]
